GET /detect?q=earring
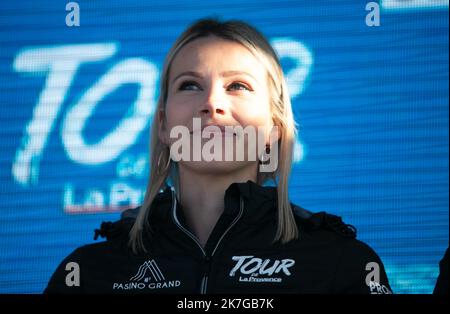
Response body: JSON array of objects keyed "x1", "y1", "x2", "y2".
[
  {"x1": 259, "y1": 145, "x2": 271, "y2": 164},
  {"x1": 157, "y1": 150, "x2": 171, "y2": 174}
]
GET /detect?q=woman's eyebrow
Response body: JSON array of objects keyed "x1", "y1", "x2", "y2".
[
  {"x1": 171, "y1": 71, "x2": 203, "y2": 85},
  {"x1": 221, "y1": 70, "x2": 257, "y2": 81},
  {"x1": 171, "y1": 70, "x2": 258, "y2": 85}
]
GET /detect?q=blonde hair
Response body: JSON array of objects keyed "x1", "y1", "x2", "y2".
[{"x1": 129, "y1": 18, "x2": 299, "y2": 253}]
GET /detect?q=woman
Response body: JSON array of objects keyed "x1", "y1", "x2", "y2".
[{"x1": 45, "y1": 18, "x2": 392, "y2": 294}]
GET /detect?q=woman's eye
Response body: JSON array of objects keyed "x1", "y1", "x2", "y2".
[
  {"x1": 228, "y1": 82, "x2": 251, "y2": 91},
  {"x1": 178, "y1": 81, "x2": 201, "y2": 91}
]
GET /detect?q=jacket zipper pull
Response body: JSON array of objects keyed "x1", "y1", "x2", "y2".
[
  {"x1": 204, "y1": 256, "x2": 211, "y2": 274},
  {"x1": 200, "y1": 256, "x2": 211, "y2": 294}
]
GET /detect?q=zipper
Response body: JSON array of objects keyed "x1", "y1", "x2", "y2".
[
  {"x1": 170, "y1": 187, "x2": 244, "y2": 294},
  {"x1": 199, "y1": 256, "x2": 211, "y2": 294}
]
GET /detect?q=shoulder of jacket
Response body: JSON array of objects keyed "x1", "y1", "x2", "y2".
[
  {"x1": 93, "y1": 188, "x2": 172, "y2": 242},
  {"x1": 92, "y1": 207, "x2": 140, "y2": 242},
  {"x1": 291, "y1": 203, "x2": 357, "y2": 239},
  {"x1": 120, "y1": 205, "x2": 141, "y2": 220},
  {"x1": 118, "y1": 188, "x2": 172, "y2": 221}
]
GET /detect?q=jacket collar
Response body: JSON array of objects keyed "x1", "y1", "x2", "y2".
[
  {"x1": 148, "y1": 180, "x2": 278, "y2": 229},
  {"x1": 225, "y1": 180, "x2": 278, "y2": 224},
  {"x1": 98, "y1": 181, "x2": 357, "y2": 242}
]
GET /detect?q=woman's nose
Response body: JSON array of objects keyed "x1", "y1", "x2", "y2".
[{"x1": 199, "y1": 85, "x2": 228, "y2": 117}]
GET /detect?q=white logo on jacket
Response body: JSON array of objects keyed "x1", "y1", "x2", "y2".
[
  {"x1": 130, "y1": 259, "x2": 165, "y2": 282},
  {"x1": 229, "y1": 256, "x2": 295, "y2": 283},
  {"x1": 365, "y1": 262, "x2": 392, "y2": 294},
  {"x1": 112, "y1": 259, "x2": 181, "y2": 290}
]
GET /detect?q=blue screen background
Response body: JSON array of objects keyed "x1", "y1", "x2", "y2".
[{"x1": 0, "y1": 0, "x2": 448, "y2": 293}]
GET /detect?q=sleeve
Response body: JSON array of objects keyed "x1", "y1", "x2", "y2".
[
  {"x1": 433, "y1": 247, "x2": 449, "y2": 294},
  {"x1": 332, "y1": 239, "x2": 393, "y2": 294},
  {"x1": 43, "y1": 246, "x2": 86, "y2": 294}
]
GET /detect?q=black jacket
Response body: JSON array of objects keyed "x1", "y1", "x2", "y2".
[
  {"x1": 44, "y1": 180, "x2": 392, "y2": 294},
  {"x1": 433, "y1": 247, "x2": 449, "y2": 294}
]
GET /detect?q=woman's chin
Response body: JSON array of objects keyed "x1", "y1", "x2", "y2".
[{"x1": 178, "y1": 160, "x2": 256, "y2": 174}]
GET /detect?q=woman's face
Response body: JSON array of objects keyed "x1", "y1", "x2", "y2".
[{"x1": 160, "y1": 35, "x2": 275, "y2": 175}]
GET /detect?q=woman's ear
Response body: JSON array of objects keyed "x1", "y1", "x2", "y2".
[
  {"x1": 266, "y1": 116, "x2": 281, "y2": 147},
  {"x1": 267, "y1": 120, "x2": 281, "y2": 147},
  {"x1": 158, "y1": 109, "x2": 169, "y2": 145}
]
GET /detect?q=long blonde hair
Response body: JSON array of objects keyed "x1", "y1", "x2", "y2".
[{"x1": 129, "y1": 18, "x2": 299, "y2": 253}]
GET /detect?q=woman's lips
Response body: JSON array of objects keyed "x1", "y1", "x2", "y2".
[
  {"x1": 191, "y1": 129, "x2": 236, "y2": 137},
  {"x1": 191, "y1": 125, "x2": 237, "y2": 137}
]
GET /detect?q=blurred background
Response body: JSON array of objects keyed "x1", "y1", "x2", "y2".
[{"x1": 0, "y1": 0, "x2": 448, "y2": 293}]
